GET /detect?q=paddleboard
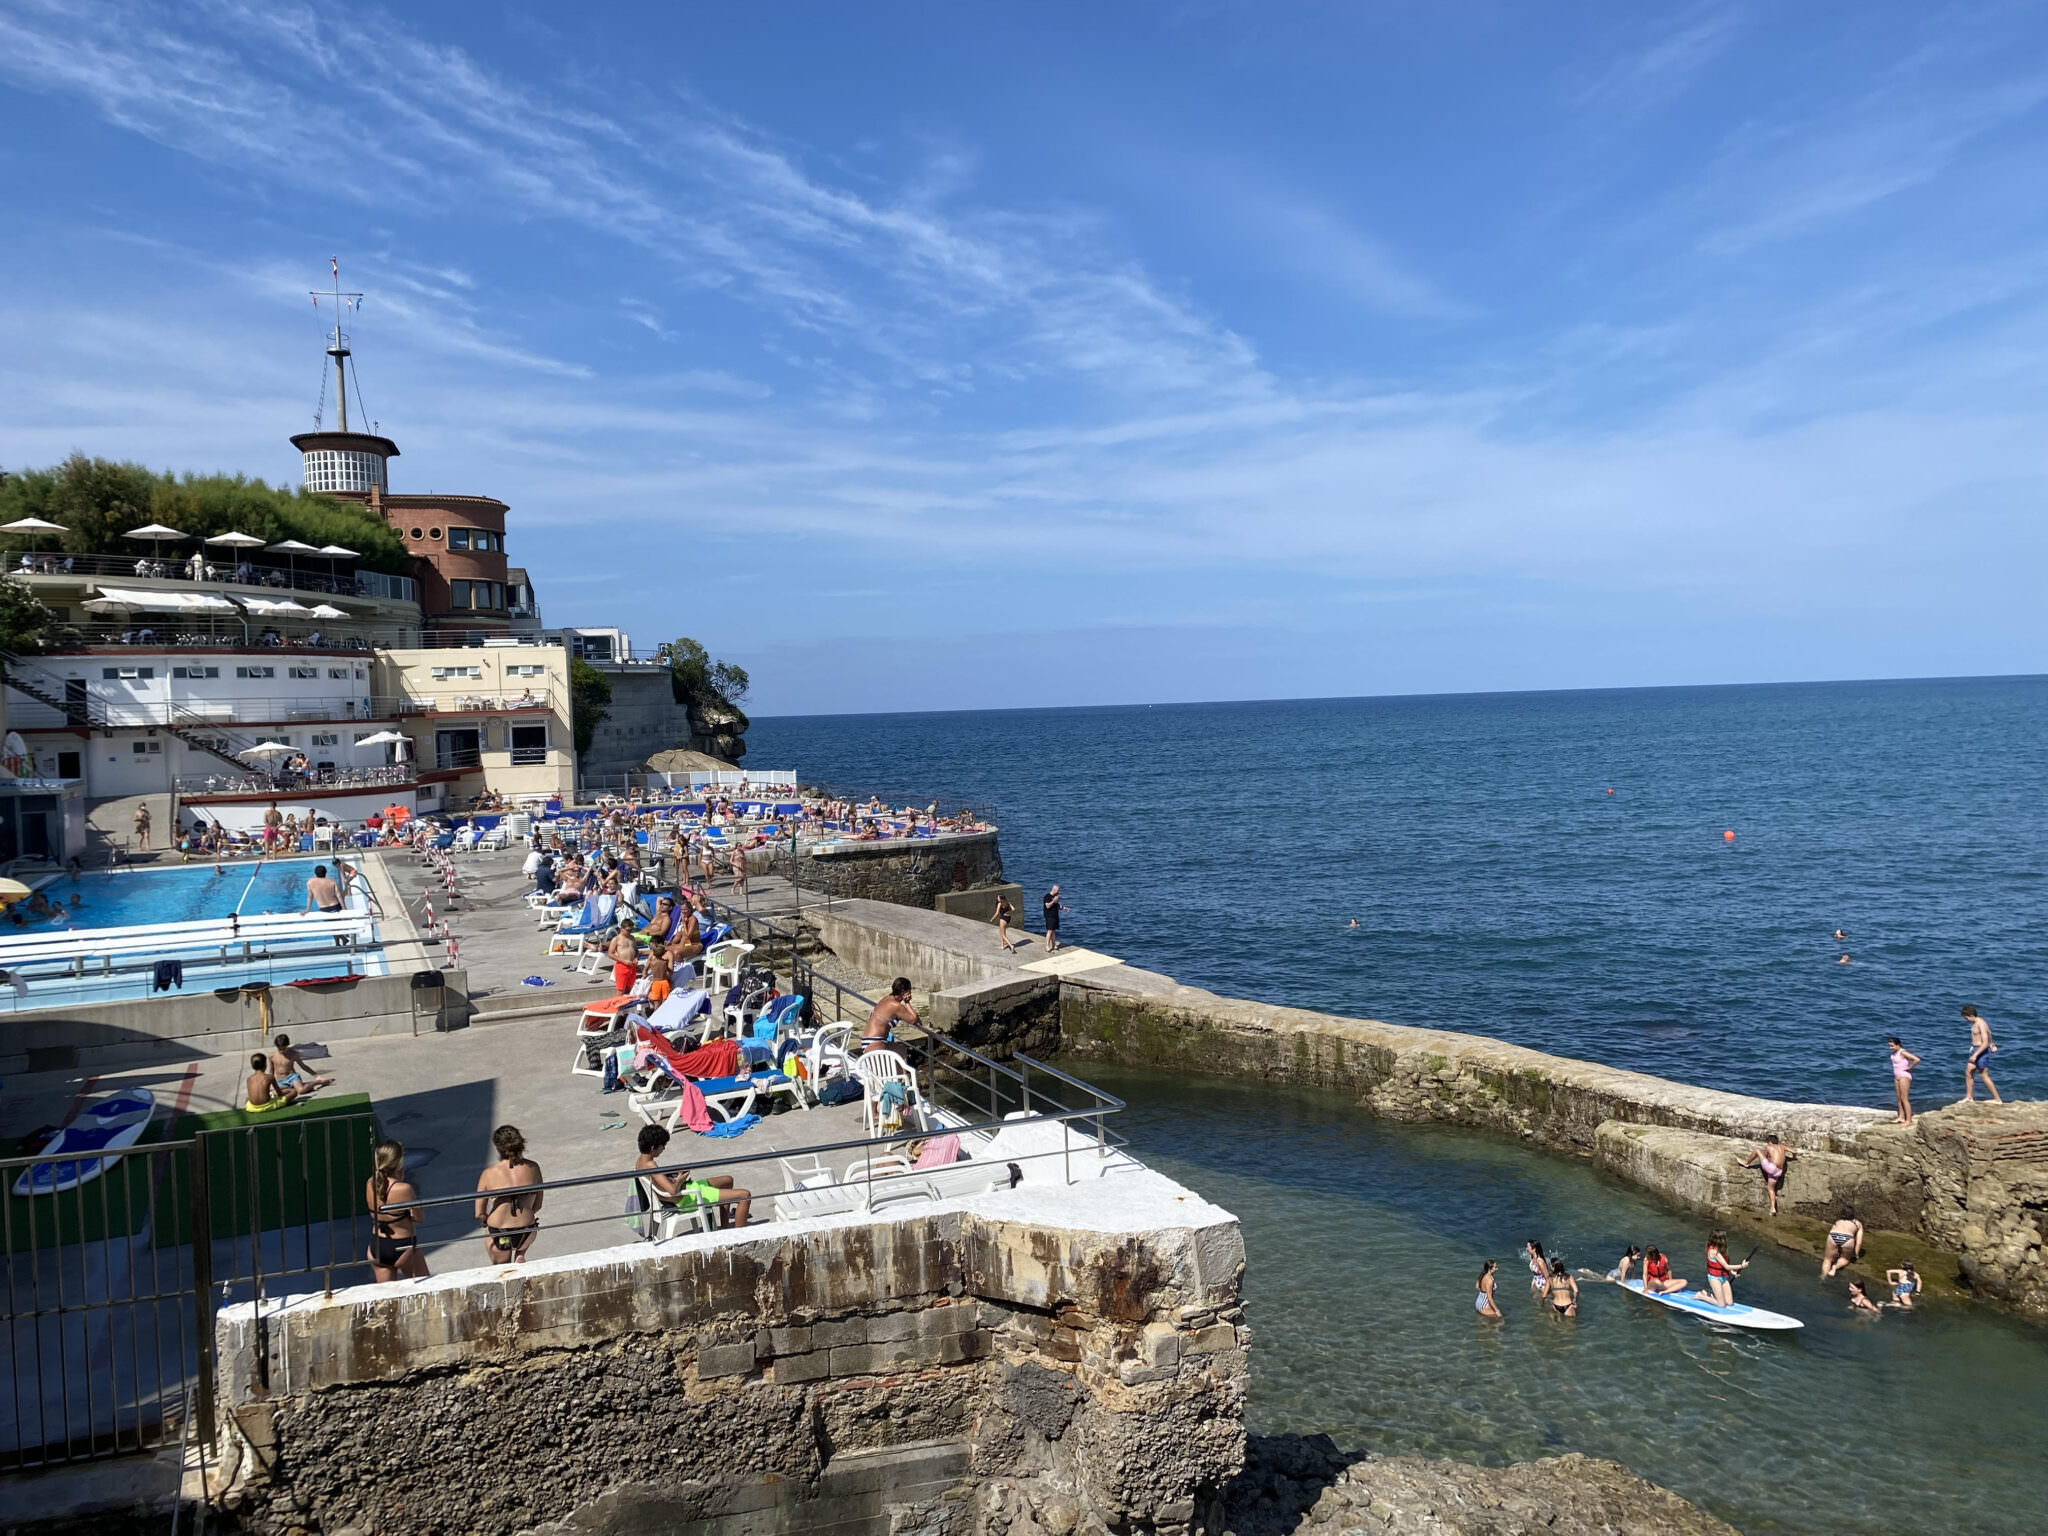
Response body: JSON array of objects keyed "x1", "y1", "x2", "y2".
[
  {"x1": 1618, "y1": 1276, "x2": 1804, "y2": 1331},
  {"x1": 13, "y1": 1089, "x2": 156, "y2": 1198}
]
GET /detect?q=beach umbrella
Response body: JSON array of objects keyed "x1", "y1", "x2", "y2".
[
  {"x1": 240, "y1": 741, "x2": 294, "y2": 757},
  {"x1": 307, "y1": 603, "x2": 348, "y2": 619},
  {"x1": 265, "y1": 539, "x2": 320, "y2": 588},
  {"x1": 0, "y1": 877, "x2": 31, "y2": 906},
  {"x1": 356, "y1": 730, "x2": 407, "y2": 745},
  {"x1": 241, "y1": 597, "x2": 314, "y2": 616},
  {"x1": 315, "y1": 544, "x2": 358, "y2": 592},
  {"x1": 204, "y1": 530, "x2": 266, "y2": 548},
  {"x1": 2, "y1": 516, "x2": 67, "y2": 558},
  {"x1": 124, "y1": 523, "x2": 188, "y2": 543}
]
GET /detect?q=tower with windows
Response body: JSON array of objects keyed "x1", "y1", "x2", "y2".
[{"x1": 289, "y1": 258, "x2": 399, "y2": 494}]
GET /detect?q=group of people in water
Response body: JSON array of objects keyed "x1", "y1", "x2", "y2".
[{"x1": 1476, "y1": 1223, "x2": 1925, "y2": 1324}]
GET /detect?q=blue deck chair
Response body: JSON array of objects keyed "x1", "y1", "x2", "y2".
[
  {"x1": 547, "y1": 892, "x2": 617, "y2": 956},
  {"x1": 739, "y1": 994, "x2": 805, "y2": 1068}
]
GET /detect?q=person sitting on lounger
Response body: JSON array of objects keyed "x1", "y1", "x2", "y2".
[
  {"x1": 245, "y1": 1053, "x2": 301, "y2": 1114},
  {"x1": 636, "y1": 1123, "x2": 750, "y2": 1228}
]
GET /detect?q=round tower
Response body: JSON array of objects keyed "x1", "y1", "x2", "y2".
[{"x1": 292, "y1": 258, "x2": 399, "y2": 495}]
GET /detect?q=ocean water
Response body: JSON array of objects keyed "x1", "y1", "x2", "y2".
[
  {"x1": 751, "y1": 677, "x2": 2047, "y2": 1106},
  {"x1": 1083, "y1": 1061, "x2": 2048, "y2": 1536}
]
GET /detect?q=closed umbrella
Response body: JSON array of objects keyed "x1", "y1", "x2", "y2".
[{"x1": 265, "y1": 539, "x2": 320, "y2": 590}]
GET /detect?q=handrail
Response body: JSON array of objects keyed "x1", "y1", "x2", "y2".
[{"x1": 11, "y1": 551, "x2": 416, "y2": 602}]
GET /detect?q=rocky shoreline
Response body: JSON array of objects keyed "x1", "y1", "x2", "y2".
[{"x1": 1219, "y1": 1435, "x2": 1737, "y2": 1536}]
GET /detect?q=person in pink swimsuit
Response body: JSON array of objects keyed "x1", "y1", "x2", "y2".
[
  {"x1": 1887, "y1": 1037, "x2": 1922, "y2": 1124},
  {"x1": 1742, "y1": 1136, "x2": 1797, "y2": 1216}
]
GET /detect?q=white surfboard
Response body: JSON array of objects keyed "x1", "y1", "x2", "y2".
[
  {"x1": 1618, "y1": 1276, "x2": 1804, "y2": 1331},
  {"x1": 13, "y1": 1088, "x2": 156, "y2": 1198}
]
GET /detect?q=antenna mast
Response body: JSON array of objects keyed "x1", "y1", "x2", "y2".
[{"x1": 311, "y1": 257, "x2": 364, "y2": 433}]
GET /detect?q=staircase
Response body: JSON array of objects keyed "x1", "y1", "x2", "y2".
[{"x1": 0, "y1": 649, "x2": 260, "y2": 774}]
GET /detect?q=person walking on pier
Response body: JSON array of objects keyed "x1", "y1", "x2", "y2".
[
  {"x1": 993, "y1": 893, "x2": 1018, "y2": 954},
  {"x1": 1960, "y1": 1006, "x2": 2002, "y2": 1104},
  {"x1": 1043, "y1": 885, "x2": 1071, "y2": 953}
]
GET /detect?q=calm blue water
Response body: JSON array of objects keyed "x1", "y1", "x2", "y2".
[
  {"x1": 1087, "y1": 1061, "x2": 2048, "y2": 1536},
  {"x1": 58, "y1": 858, "x2": 337, "y2": 928},
  {"x1": 752, "y1": 677, "x2": 2047, "y2": 1106}
]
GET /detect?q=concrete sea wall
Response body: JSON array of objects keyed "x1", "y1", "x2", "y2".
[
  {"x1": 777, "y1": 831, "x2": 1005, "y2": 910},
  {"x1": 794, "y1": 901, "x2": 2048, "y2": 1318},
  {"x1": 210, "y1": 1178, "x2": 1248, "y2": 1536}
]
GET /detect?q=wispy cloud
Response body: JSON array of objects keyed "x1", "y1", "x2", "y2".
[{"x1": 1574, "y1": 5, "x2": 1740, "y2": 120}]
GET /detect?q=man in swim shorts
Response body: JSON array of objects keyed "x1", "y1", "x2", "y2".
[
  {"x1": 1960, "y1": 1006, "x2": 2002, "y2": 1104},
  {"x1": 269, "y1": 1032, "x2": 333, "y2": 1093},
  {"x1": 303, "y1": 865, "x2": 344, "y2": 913}
]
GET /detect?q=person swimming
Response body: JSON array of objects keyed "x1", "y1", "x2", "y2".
[{"x1": 1847, "y1": 1280, "x2": 1883, "y2": 1316}]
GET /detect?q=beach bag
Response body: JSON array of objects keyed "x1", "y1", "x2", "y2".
[
  {"x1": 817, "y1": 1076, "x2": 861, "y2": 1106},
  {"x1": 623, "y1": 1182, "x2": 648, "y2": 1238}
]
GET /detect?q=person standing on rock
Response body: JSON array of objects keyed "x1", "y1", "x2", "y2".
[
  {"x1": 1888, "y1": 1037, "x2": 1922, "y2": 1124},
  {"x1": 1960, "y1": 1006, "x2": 2002, "y2": 1104},
  {"x1": 1043, "y1": 885, "x2": 1071, "y2": 953}
]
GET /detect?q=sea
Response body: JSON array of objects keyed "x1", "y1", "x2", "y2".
[
  {"x1": 751, "y1": 676, "x2": 2046, "y2": 1106},
  {"x1": 750, "y1": 677, "x2": 2048, "y2": 1533}
]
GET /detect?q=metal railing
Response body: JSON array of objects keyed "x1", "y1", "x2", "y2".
[
  {"x1": 174, "y1": 764, "x2": 415, "y2": 796},
  {"x1": 374, "y1": 690, "x2": 557, "y2": 717},
  {"x1": 43, "y1": 623, "x2": 384, "y2": 653},
  {"x1": 0, "y1": 1110, "x2": 381, "y2": 1470},
  {"x1": 13, "y1": 551, "x2": 416, "y2": 602}
]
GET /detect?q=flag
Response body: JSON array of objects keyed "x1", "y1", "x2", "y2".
[{"x1": 331, "y1": 256, "x2": 339, "y2": 280}]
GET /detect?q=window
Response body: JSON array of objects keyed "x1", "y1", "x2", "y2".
[
  {"x1": 171, "y1": 665, "x2": 220, "y2": 680},
  {"x1": 354, "y1": 667, "x2": 366, "y2": 680},
  {"x1": 448, "y1": 527, "x2": 468, "y2": 550},
  {"x1": 310, "y1": 731, "x2": 340, "y2": 747},
  {"x1": 131, "y1": 739, "x2": 162, "y2": 756},
  {"x1": 430, "y1": 665, "x2": 482, "y2": 681},
  {"x1": 328, "y1": 667, "x2": 350, "y2": 679},
  {"x1": 448, "y1": 580, "x2": 504, "y2": 611},
  {"x1": 448, "y1": 528, "x2": 501, "y2": 553},
  {"x1": 102, "y1": 667, "x2": 153, "y2": 681},
  {"x1": 506, "y1": 663, "x2": 546, "y2": 678},
  {"x1": 288, "y1": 665, "x2": 319, "y2": 680},
  {"x1": 301, "y1": 449, "x2": 387, "y2": 495},
  {"x1": 428, "y1": 527, "x2": 443, "y2": 541},
  {"x1": 236, "y1": 665, "x2": 275, "y2": 680},
  {"x1": 409, "y1": 528, "x2": 425, "y2": 541},
  {"x1": 509, "y1": 723, "x2": 549, "y2": 765}
]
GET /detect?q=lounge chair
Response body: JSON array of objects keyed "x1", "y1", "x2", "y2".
[{"x1": 545, "y1": 893, "x2": 618, "y2": 956}]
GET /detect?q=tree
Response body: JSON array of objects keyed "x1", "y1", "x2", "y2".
[
  {"x1": 0, "y1": 578, "x2": 54, "y2": 656},
  {"x1": 568, "y1": 656, "x2": 612, "y2": 756},
  {"x1": 663, "y1": 636, "x2": 750, "y2": 732},
  {"x1": 0, "y1": 454, "x2": 411, "y2": 573}
]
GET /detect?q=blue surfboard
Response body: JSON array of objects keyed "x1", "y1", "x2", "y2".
[{"x1": 1618, "y1": 1276, "x2": 1803, "y2": 1331}]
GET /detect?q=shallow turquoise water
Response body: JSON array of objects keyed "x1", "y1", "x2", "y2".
[
  {"x1": 1081, "y1": 1061, "x2": 2048, "y2": 1536},
  {"x1": 57, "y1": 857, "x2": 333, "y2": 928}
]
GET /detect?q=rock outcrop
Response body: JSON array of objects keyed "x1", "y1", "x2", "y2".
[{"x1": 1222, "y1": 1435, "x2": 1736, "y2": 1536}]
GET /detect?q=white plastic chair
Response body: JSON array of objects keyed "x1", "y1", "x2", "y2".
[
  {"x1": 853, "y1": 1050, "x2": 922, "y2": 1136},
  {"x1": 702, "y1": 940, "x2": 755, "y2": 998},
  {"x1": 635, "y1": 1175, "x2": 712, "y2": 1240}
]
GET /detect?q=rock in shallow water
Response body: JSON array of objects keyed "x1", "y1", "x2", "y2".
[{"x1": 1222, "y1": 1434, "x2": 1737, "y2": 1536}]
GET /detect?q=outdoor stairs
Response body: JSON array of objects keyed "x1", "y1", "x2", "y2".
[{"x1": 0, "y1": 648, "x2": 260, "y2": 774}]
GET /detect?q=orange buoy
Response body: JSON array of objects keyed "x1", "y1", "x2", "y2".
[
  {"x1": 1723, "y1": 829, "x2": 1736, "y2": 842},
  {"x1": 1606, "y1": 788, "x2": 1615, "y2": 795}
]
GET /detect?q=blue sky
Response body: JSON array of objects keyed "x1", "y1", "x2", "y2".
[{"x1": 1, "y1": 1, "x2": 2044, "y2": 715}]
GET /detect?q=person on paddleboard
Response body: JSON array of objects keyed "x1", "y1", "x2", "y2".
[
  {"x1": 1702, "y1": 1230, "x2": 1749, "y2": 1307},
  {"x1": 1607, "y1": 1245, "x2": 1641, "y2": 1284},
  {"x1": 1642, "y1": 1246, "x2": 1687, "y2": 1294}
]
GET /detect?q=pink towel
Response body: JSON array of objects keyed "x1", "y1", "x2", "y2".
[
  {"x1": 675, "y1": 1078, "x2": 713, "y2": 1134},
  {"x1": 913, "y1": 1134, "x2": 961, "y2": 1169}
]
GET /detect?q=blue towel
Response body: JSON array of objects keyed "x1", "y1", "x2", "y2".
[{"x1": 701, "y1": 1113, "x2": 758, "y2": 1138}]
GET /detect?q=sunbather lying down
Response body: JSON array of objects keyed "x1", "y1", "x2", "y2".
[{"x1": 637, "y1": 1123, "x2": 750, "y2": 1226}]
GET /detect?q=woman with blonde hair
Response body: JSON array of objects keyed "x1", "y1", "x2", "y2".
[{"x1": 366, "y1": 1140, "x2": 428, "y2": 1282}]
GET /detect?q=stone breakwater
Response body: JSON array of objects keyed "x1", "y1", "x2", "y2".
[{"x1": 799, "y1": 898, "x2": 2048, "y2": 1318}]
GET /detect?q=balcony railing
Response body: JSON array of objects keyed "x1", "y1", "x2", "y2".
[
  {"x1": 434, "y1": 748, "x2": 483, "y2": 772},
  {"x1": 375, "y1": 690, "x2": 556, "y2": 717},
  {"x1": 13, "y1": 551, "x2": 416, "y2": 603},
  {"x1": 175, "y1": 763, "x2": 416, "y2": 796},
  {"x1": 44, "y1": 622, "x2": 384, "y2": 652}
]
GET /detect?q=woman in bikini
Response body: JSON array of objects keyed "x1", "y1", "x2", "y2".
[
  {"x1": 1524, "y1": 1240, "x2": 1550, "y2": 1297},
  {"x1": 1821, "y1": 1210, "x2": 1864, "y2": 1279},
  {"x1": 474, "y1": 1124, "x2": 544, "y2": 1265},
  {"x1": 1741, "y1": 1135, "x2": 1796, "y2": 1216},
  {"x1": 1607, "y1": 1245, "x2": 1641, "y2": 1284},
  {"x1": 1846, "y1": 1279, "x2": 1884, "y2": 1315},
  {"x1": 1545, "y1": 1263, "x2": 1579, "y2": 1318},
  {"x1": 366, "y1": 1140, "x2": 428, "y2": 1282},
  {"x1": 1475, "y1": 1259, "x2": 1503, "y2": 1319},
  {"x1": 992, "y1": 894, "x2": 1018, "y2": 954},
  {"x1": 1886, "y1": 1262, "x2": 1921, "y2": 1309},
  {"x1": 1888, "y1": 1037, "x2": 1922, "y2": 1125}
]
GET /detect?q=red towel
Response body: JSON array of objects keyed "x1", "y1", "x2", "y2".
[{"x1": 673, "y1": 1038, "x2": 740, "y2": 1080}]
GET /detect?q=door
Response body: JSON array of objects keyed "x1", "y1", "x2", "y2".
[
  {"x1": 509, "y1": 723, "x2": 548, "y2": 766},
  {"x1": 55, "y1": 751, "x2": 81, "y2": 780},
  {"x1": 433, "y1": 728, "x2": 481, "y2": 771}
]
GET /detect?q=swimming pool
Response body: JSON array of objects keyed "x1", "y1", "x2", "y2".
[
  {"x1": 43, "y1": 858, "x2": 347, "y2": 928},
  {"x1": 3, "y1": 858, "x2": 384, "y2": 1009}
]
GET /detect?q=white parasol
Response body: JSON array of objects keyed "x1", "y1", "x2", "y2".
[
  {"x1": 124, "y1": 523, "x2": 188, "y2": 543},
  {"x1": 307, "y1": 604, "x2": 348, "y2": 619},
  {"x1": 2, "y1": 516, "x2": 67, "y2": 558},
  {"x1": 265, "y1": 539, "x2": 320, "y2": 587},
  {"x1": 240, "y1": 741, "x2": 295, "y2": 757}
]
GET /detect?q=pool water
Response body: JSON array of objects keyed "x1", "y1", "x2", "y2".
[
  {"x1": 1080, "y1": 1060, "x2": 2048, "y2": 1536},
  {"x1": 52, "y1": 858, "x2": 342, "y2": 928}
]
